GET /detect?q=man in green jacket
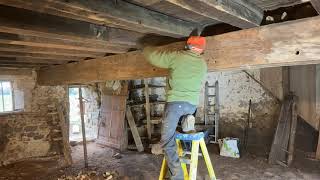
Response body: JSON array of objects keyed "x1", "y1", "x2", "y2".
[{"x1": 143, "y1": 36, "x2": 207, "y2": 180}]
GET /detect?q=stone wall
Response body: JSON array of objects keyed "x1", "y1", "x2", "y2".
[
  {"x1": 199, "y1": 70, "x2": 281, "y2": 154},
  {"x1": 0, "y1": 69, "x2": 67, "y2": 166},
  {"x1": 82, "y1": 85, "x2": 100, "y2": 140}
]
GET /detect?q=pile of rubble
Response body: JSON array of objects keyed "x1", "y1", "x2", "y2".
[{"x1": 57, "y1": 170, "x2": 116, "y2": 180}]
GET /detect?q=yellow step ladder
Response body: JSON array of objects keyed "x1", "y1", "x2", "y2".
[{"x1": 159, "y1": 132, "x2": 217, "y2": 180}]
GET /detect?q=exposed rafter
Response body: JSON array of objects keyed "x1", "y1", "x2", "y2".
[
  {"x1": 0, "y1": 5, "x2": 137, "y2": 54},
  {"x1": 0, "y1": 57, "x2": 66, "y2": 65},
  {"x1": 38, "y1": 16, "x2": 320, "y2": 85},
  {"x1": 0, "y1": 0, "x2": 197, "y2": 37},
  {"x1": 0, "y1": 44, "x2": 104, "y2": 58},
  {"x1": 0, "y1": 33, "x2": 127, "y2": 54},
  {"x1": 133, "y1": 0, "x2": 264, "y2": 28},
  {"x1": 0, "y1": 51, "x2": 82, "y2": 61}
]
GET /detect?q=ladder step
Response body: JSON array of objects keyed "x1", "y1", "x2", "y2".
[
  {"x1": 210, "y1": 141, "x2": 219, "y2": 144},
  {"x1": 207, "y1": 95, "x2": 216, "y2": 97},
  {"x1": 184, "y1": 151, "x2": 203, "y2": 157},
  {"x1": 180, "y1": 158, "x2": 191, "y2": 164},
  {"x1": 207, "y1": 86, "x2": 215, "y2": 88}
]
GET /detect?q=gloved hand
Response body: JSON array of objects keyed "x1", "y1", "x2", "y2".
[{"x1": 151, "y1": 143, "x2": 163, "y2": 155}]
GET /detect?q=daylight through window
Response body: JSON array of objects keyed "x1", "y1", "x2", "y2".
[{"x1": 0, "y1": 81, "x2": 13, "y2": 112}]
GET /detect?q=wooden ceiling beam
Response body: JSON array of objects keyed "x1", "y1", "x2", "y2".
[
  {"x1": 0, "y1": 44, "x2": 104, "y2": 58},
  {"x1": 161, "y1": 0, "x2": 263, "y2": 29},
  {"x1": 0, "y1": 0, "x2": 196, "y2": 37},
  {"x1": 0, "y1": 51, "x2": 82, "y2": 61},
  {"x1": 0, "y1": 64, "x2": 44, "y2": 68},
  {"x1": 0, "y1": 33, "x2": 128, "y2": 54},
  {"x1": 311, "y1": 0, "x2": 320, "y2": 14},
  {"x1": 0, "y1": 57, "x2": 66, "y2": 65},
  {"x1": 0, "y1": 5, "x2": 136, "y2": 50},
  {"x1": 37, "y1": 16, "x2": 320, "y2": 85}
]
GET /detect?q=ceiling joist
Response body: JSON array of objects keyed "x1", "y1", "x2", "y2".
[
  {"x1": 0, "y1": 51, "x2": 82, "y2": 61},
  {"x1": 0, "y1": 57, "x2": 67, "y2": 65},
  {"x1": 0, "y1": 0, "x2": 197, "y2": 37},
  {"x1": 37, "y1": 16, "x2": 320, "y2": 85},
  {"x1": 0, "y1": 44, "x2": 104, "y2": 58},
  {"x1": 0, "y1": 33, "x2": 127, "y2": 54},
  {"x1": 135, "y1": 0, "x2": 264, "y2": 29}
]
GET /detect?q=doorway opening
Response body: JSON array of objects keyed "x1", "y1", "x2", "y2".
[{"x1": 68, "y1": 86, "x2": 99, "y2": 142}]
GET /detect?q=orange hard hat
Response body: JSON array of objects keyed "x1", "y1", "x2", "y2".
[{"x1": 187, "y1": 36, "x2": 206, "y2": 52}]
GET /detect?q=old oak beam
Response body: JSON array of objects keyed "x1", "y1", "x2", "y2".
[{"x1": 38, "y1": 16, "x2": 320, "y2": 85}]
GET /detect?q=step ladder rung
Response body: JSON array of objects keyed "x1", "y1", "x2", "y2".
[
  {"x1": 180, "y1": 158, "x2": 191, "y2": 164},
  {"x1": 207, "y1": 95, "x2": 216, "y2": 97},
  {"x1": 207, "y1": 86, "x2": 216, "y2": 88},
  {"x1": 184, "y1": 151, "x2": 203, "y2": 157}
]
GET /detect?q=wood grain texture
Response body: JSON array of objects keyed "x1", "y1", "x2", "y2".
[
  {"x1": 0, "y1": 5, "x2": 141, "y2": 46},
  {"x1": 311, "y1": 0, "x2": 320, "y2": 14},
  {"x1": 0, "y1": 57, "x2": 67, "y2": 65},
  {"x1": 0, "y1": 0, "x2": 196, "y2": 37},
  {"x1": 0, "y1": 44, "x2": 104, "y2": 58},
  {"x1": 126, "y1": 107, "x2": 144, "y2": 152},
  {"x1": 38, "y1": 16, "x2": 320, "y2": 85},
  {"x1": 0, "y1": 51, "x2": 81, "y2": 61},
  {"x1": 165, "y1": 0, "x2": 264, "y2": 28},
  {"x1": 290, "y1": 65, "x2": 318, "y2": 130},
  {"x1": 0, "y1": 34, "x2": 127, "y2": 54}
]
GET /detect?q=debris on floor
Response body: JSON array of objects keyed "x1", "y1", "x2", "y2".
[{"x1": 57, "y1": 170, "x2": 118, "y2": 180}]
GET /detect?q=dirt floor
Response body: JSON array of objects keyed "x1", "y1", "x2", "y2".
[{"x1": 0, "y1": 141, "x2": 320, "y2": 180}]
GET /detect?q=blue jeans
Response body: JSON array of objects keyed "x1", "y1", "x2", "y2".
[{"x1": 160, "y1": 101, "x2": 196, "y2": 180}]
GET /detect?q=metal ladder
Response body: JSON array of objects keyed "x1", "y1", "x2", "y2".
[{"x1": 204, "y1": 81, "x2": 219, "y2": 144}]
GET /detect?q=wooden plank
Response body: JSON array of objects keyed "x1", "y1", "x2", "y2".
[
  {"x1": 0, "y1": 34, "x2": 128, "y2": 54},
  {"x1": 0, "y1": 0, "x2": 196, "y2": 37},
  {"x1": 0, "y1": 51, "x2": 82, "y2": 61},
  {"x1": 316, "y1": 131, "x2": 320, "y2": 160},
  {"x1": 0, "y1": 4, "x2": 142, "y2": 47},
  {"x1": 56, "y1": 101, "x2": 73, "y2": 166},
  {"x1": 38, "y1": 16, "x2": 320, "y2": 85},
  {"x1": 316, "y1": 65, "x2": 320, "y2": 129},
  {"x1": 269, "y1": 96, "x2": 294, "y2": 165},
  {"x1": 126, "y1": 107, "x2": 144, "y2": 152},
  {"x1": 163, "y1": 0, "x2": 263, "y2": 28},
  {"x1": 316, "y1": 64, "x2": 320, "y2": 160},
  {"x1": 0, "y1": 57, "x2": 66, "y2": 65},
  {"x1": 0, "y1": 64, "x2": 44, "y2": 68},
  {"x1": 79, "y1": 87, "x2": 88, "y2": 167},
  {"x1": 130, "y1": 0, "x2": 162, "y2": 6},
  {"x1": 311, "y1": 0, "x2": 320, "y2": 14},
  {"x1": 0, "y1": 44, "x2": 104, "y2": 58},
  {"x1": 144, "y1": 79, "x2": 152, "y2": 140},
  {"x1": 0, "y1": 68, "x2": 32, "y2": 76},
  {"x1": 290, "y1": 65, "x2": 318, "y2": 130},
  {"x1": 288, "y1": 98, "x2": 297, "y2": 166}
]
